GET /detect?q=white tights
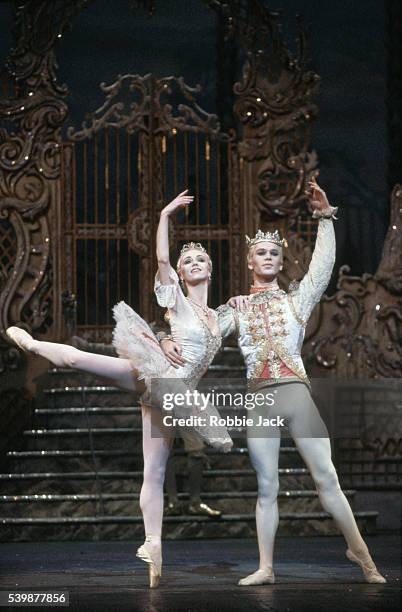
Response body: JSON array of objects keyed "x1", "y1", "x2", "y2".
[
  {"x1": 29, "y1": 339, "x2": 140, "y2": 392},
  {"x1": 247, "y1": 382, "x2": 370, "y2": 570},
  {"x1": 139, "y1": 405, "x2": 174, "y2": 540},
  {"x1": 27, "y1": 337, "x2": 171, "y2": 544}
]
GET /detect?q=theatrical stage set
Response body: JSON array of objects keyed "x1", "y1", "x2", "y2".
[{"x1": 0, "y1": 1, "x2": 400, "y2": 611}]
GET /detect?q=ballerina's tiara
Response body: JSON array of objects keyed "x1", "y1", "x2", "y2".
[
  {"x1": 179, "y1": 242, "x2": 207, "y2": 256},
  {"x1": 245, "y1": 229, "x2": 288, "y2": 249}
]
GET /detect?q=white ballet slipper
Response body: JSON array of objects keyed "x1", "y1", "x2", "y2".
[
  {"x1": 238, "y1": 568, "x2": 275, "y2": 586},
  {"x1": 6, "y1": 326, "x2": 36, "y2": 352},
  {"x1": 136, "y1": 536, "x2": 162, "y2": 588},
  {"x1": 346, "y1": 548, "x2": 386, "y2": 584}
]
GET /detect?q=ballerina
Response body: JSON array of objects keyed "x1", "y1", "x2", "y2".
[
  {"x1": 6, "y1": 190, "x2": 235, "y2": 588},
  {"x1": 213, "y1": 177, "x2": 386, "y2": 585}
]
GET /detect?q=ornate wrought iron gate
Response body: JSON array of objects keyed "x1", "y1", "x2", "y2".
[{"x1": 63, "y1": 74, "x2": 244, "y2": 341}]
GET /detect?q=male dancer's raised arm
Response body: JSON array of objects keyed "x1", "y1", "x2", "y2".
[{"x1": 290, "y1": 178, "x2": 337, "y2": 325}]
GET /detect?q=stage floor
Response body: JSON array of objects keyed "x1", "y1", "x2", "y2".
[{"x1": 0, "y1": 536, "x2": 400, "y2": 611}]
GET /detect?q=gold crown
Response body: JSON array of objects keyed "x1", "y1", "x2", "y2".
[{"x1": 245, "y1": 229, "x2": 288, "y2": 249}]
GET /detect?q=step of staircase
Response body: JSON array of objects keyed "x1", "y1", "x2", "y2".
[
  {"x1": 21, "y1": 425, "x2": 271, "y2": 451},
  {"x1": 43, "y1": 387, "x2": 136, "y2": 408},
  {"x1": 0, "y1": 511, "x2": 378, "y2": 542},
  {"x1": 21, "y1": 427, "x2": 144, "y2": 451},
  {"x1": 34, "y1": 409, "x2": 143, "y2": 429},
  {"x1": 0, "y1": 489, "x2": 355, "y2": 503},
  {"x1": 0, "y1": 489, "x2": 357, "y2": 517},
  {"x1": 5, "y1": 446, "x2": 301, "y2": 471},
  {"x1": 0, "y1": 468, "x2": 313, "y2": 495}
]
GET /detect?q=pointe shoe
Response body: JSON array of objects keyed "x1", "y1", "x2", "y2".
[
  {"x1": 136, "y1": 537, "x2": 162, "y2": 588},
  {"x1": 346, "y1": 548, "x2": 386, "y2": 584},
  {"x1": 6, "y1": 326, "x2": 35, "y2": 352},
  {"x1": 238, "y1": 568, "x2": 275, "y2": 586}
]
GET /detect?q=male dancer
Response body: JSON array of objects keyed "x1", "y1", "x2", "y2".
[{"x1": 162, "y1": 178, "x2": 386, "y2": 584}]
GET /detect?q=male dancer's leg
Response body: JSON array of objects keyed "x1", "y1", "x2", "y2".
[
  {"x1": 288, "y1": 383, "x2": 385, "y2": 583},
  {"x1": 6, "y1": 328, "x2": 139, "y2": 392},
  {"x1": 238, "y1": 426, "x2": 280, "y2": 585}
]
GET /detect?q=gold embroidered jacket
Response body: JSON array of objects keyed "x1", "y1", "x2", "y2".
[{"x1": 216, "y1": 218, "x2": 336, "y2": 387}]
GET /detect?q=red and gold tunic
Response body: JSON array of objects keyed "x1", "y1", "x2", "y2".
[
  {"x1": 249, "y1": 284, "x2": 297, "y2": 384},
  {"x1": 216, "y1": 217, "x2": 337, "y2": 390}
]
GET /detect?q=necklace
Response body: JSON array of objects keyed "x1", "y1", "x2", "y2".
[
  {"x1": 186, "y1": 297, "x2": 220, "y2": 339},
  {"x1": 250, "y1": 284, "x2": 280, "y2": 294},
  {"x1": 187, "y1": 297, "x2": 211, "y2": 317}
]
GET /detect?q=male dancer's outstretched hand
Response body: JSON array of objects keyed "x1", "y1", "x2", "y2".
[
  {"x1": 227, "y1": 295, "x2": 250, "y2": 311},
  {"x1": 159, "y1": 293, "x2": 250, "y2": 365},
  {"x1": 160, "y1": 338, "x2": 186, "y2": 368},
  {"x1": 305, "y1": 176, "x2": 331, "y2": 214}
]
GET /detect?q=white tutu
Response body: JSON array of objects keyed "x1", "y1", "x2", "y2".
[
  {"x1": 112, "y1": 301, "x2": 232, "y2": 452},
  {"x1": 112, "y1": 301, "x2": 171, "y2": 383}
]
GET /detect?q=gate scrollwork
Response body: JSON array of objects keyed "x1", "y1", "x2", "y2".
[{"x1": 0, "y1": 0, "x2": 90, "y2": 372}]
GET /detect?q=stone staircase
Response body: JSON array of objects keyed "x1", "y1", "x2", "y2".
[{"x1": 0, "y1": 348, "x2": 378, "y2": 541}]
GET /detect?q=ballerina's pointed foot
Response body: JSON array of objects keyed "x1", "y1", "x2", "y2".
[
  {"x1": 6, "y1": 326, "x2": 36, "y2": 352},
  {"x1": 136, "y1": 538, "x2": 162, "y2": 588},
  {"x1": 346, "y1": 549, "x2": 386, "y2": 584},
  {"x1": 238, "y1": 568, "x2": 275, "y2": 586}
]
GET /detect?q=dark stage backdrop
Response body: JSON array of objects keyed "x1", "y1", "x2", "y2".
[{"x1": 0, "y1": 0, "x2": 390, "y2": 280}]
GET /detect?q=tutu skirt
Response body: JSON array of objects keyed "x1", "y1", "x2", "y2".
[{"x1": 112, "y1": 301, "x2": 232, "y2": 452}]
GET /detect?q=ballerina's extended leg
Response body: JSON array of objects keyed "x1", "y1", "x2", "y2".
[{"x1": 6, "y1": 326, "x2": 138, "y2": 392}]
